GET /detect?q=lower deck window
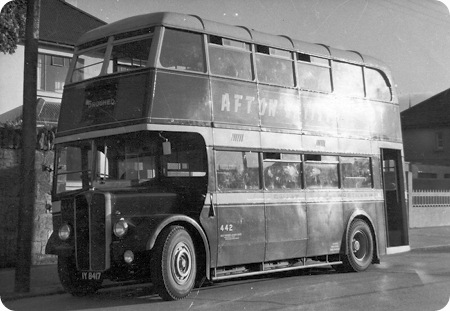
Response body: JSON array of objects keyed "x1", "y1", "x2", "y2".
[
  {"x1": 263, "y1": 153, "x2": 301, "y2": 189},
  {"x1": 215, "y1": 151, "x2": 373, "y2": 191},
  {"x1": 216, "y1": 151, "x2": 260, "y2": 190},
  {"x1": 304, "y1": 155, "x2": 339, "y2": 189},
  {"x1": 340, "y1": 157, "x2": 372, "y2": 188},
  {"x1": 304, "y1": 162, "x2": 339, "y2": 189}
]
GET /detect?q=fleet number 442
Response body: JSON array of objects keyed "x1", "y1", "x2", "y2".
[{"x1": 220, "y1": 224, "x2": 233, "y2": 232}]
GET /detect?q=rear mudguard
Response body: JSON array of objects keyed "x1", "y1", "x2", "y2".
[{"x1": 344, "y1": 209, "x2": 380, "y2": 264}]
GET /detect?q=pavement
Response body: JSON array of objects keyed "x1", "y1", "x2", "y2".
[{"x1": 0, "y1": 226, "x2": 449, "y2": 303}]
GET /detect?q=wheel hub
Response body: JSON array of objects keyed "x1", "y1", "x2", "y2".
[
  {"x1": 172, "y1": 242, "x2": 192, "y2": 285},
  {"x1": 352, "y1": 239, "x2": 361, "y2": 252}
]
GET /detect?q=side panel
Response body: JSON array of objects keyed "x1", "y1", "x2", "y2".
[
  {"x1": 302, "y1": 92, "x2": 338, "y2": 137},
  {"x1": 336, "y1": 97, "x2": 371, "y2": 138},
  {"x1": 200, "y1": 202, "x2": 218, "y2": 268},
  {"x1": 306, "y1": 198, "x2": 344, "y2": 256},
  {"x1": 341, "y1": 192, "x2": 385, "y2": 256},
  {"x1": 264, "y1": 194, "x2": 307, "y2": 261},
  {"x1": 216, "y1": 193, "x2": 265, "y2": 266},
  {"x1": 151, "y1": 71, "x2": 211, "y2": 124},
  {"x1": 258, "y1": 85, "x2": 301, "y2": 130},
  {"x1": 211, "y1": 78, "x2": 259, "y2": 127},
  {"x1": 373, "y1": 104, "x2": 402, "y2": 142},
  {"x1": 375, "y1": 200, "x2": 388, "y2": 256}
]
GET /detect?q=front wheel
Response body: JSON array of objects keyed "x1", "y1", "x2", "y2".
[
  {"x1": 335, "y1": 219, "x2": 374, "y2": 272},
  {"x1": 58, "y1": 256, "x2": 102, "y2": 296},
  {"x1": 151, "y1": 226, "x2": 197, "y2": 301}
]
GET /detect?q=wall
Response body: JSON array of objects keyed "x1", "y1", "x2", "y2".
[
  {"x1": 0, "y1": 148, "x2": 56, "y2": 268},
  {"x1": 410, "y1": 206, "x2": 450, "y2": 228}
]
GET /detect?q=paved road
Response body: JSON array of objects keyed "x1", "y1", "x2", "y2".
[{"x1": 3, "y1": 248, "x2": 450, "y2": 311}]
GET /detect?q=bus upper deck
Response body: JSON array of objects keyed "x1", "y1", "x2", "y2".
[{"x1": 58, "y1": 12, "x2": 400, "y2": 147}]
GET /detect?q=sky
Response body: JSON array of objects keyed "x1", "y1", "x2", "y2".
[{"x1": 1, "y1": 0, "x2": 450, "y2": 113}]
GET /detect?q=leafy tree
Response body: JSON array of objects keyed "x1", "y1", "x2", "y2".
[{"x1": 0, "y1": 0, "x2": 27, "y2": 54}]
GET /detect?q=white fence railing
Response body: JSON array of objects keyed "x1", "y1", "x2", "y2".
[{"x1": 412, "y1": 190, "x2": 450, "y2": 208}]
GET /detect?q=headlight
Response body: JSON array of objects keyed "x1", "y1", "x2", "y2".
[
  {"x1": 113, "y1": 219, "x2": 129, "y2": 238},
  {"x1": 58, "y1": 223, "x2": 71, "y2": 241}
]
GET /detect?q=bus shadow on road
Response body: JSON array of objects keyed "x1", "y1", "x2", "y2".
[{"x1": 80, "y1": 266, "x2": 340, "y2": 306}]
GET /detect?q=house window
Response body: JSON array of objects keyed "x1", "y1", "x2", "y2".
[
  {"x1": 435, "y1": 132, "x2": 444, "y2": 151},
  {"x1": 37, "y1": 54, "x2": 71, "y2": 93}
]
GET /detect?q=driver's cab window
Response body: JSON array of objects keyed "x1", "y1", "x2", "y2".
[
  {"x1": 160, "y1": 133, "x2": 207, "y2": 178},
  {"x1": 94, "y1": 135, "x2": 158, "y2": 187}
]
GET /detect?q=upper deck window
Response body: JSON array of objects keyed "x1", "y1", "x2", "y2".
[
  {"x1": 71, "y1": 30, "x2": 153, "y2": 83},
  {"x1": 72, "y1": 45, "x2": 108, "y2": 82},
  {"x1": 297, "y1": 53, "x2": 332, "y2": 93},
  {"x1": 332, "y1": 61, "x2": 365, "y2": 98},
  {"x1": 256, "y1": 45, "x2": 295, "y2": 87},
  {"x1": 364, "y1": 67, "x2": 392, "y2": 101},
  {"x1": 208, "y1": 35, "x2": 253, "y2": 80},
  {"x1": 159, "y1": 28, "x2": 206, "y2": 73},
  {"x1": 107, "y1": 37, "x2": 152, "y2": 73}
]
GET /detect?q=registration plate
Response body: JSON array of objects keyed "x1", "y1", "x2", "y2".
[{"x1": 81, "y1": 271, "x2": 102, "y2": 281}]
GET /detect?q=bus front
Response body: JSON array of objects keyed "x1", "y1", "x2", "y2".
[{"x1": 46, "y1": 17, "x2": 210, "y2": 299}]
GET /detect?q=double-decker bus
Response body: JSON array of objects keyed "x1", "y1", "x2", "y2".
[{"x1": 46, "y1": 12, "x2": 409, "y2": 300}]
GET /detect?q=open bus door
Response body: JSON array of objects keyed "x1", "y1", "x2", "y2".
[{"x1": 381, "y1": 149, "x2": 410, "y2": 253}]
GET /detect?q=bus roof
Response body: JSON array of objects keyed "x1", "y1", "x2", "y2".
[{"x1": 77, "y1": 11, "x2": 390, "y2": 71}]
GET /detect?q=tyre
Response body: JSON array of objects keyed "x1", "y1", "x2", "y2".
[
  {"x1": 58, "y1": 256, "x2": 102, "y2": 296},
  {"x1": 151, "y1": 225, "x2": 197, "y2": 301},
  {"x1": 335, "y1": 219, "x2": 374, "y2": 273}
]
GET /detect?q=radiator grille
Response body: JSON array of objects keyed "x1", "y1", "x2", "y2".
[
  {"x1": 75, "y1": 193, "x2": 107, "y2": 271},
  {"x1": 91, "y1": 194, "x2": 106, "y2": 270},
  {"x1": 75, "y1": 195, "x2": 90, "y2": 270}
]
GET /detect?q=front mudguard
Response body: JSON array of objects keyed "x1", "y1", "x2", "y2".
[
  {"x1": 45, "y1": 231, "x2": 74, "y2": 257},
  {"x1": 111, "y1": 214, "x2": 211, "y2": 279}
]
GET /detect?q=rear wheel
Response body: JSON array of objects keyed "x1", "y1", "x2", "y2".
[
  {"x1": 335, "y1": 219, "x2": 374, "y2": 272},
  {"x1": 58, "y1": 256, "x2": 102, "y2": 296},
  {"x1": 151, "y1": 226, "x2": 197, "y2": 301}
]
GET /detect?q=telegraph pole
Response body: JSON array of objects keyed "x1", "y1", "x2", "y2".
[{"x1": 15, "y1": 0, "x2": 41, "y2": 293}]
